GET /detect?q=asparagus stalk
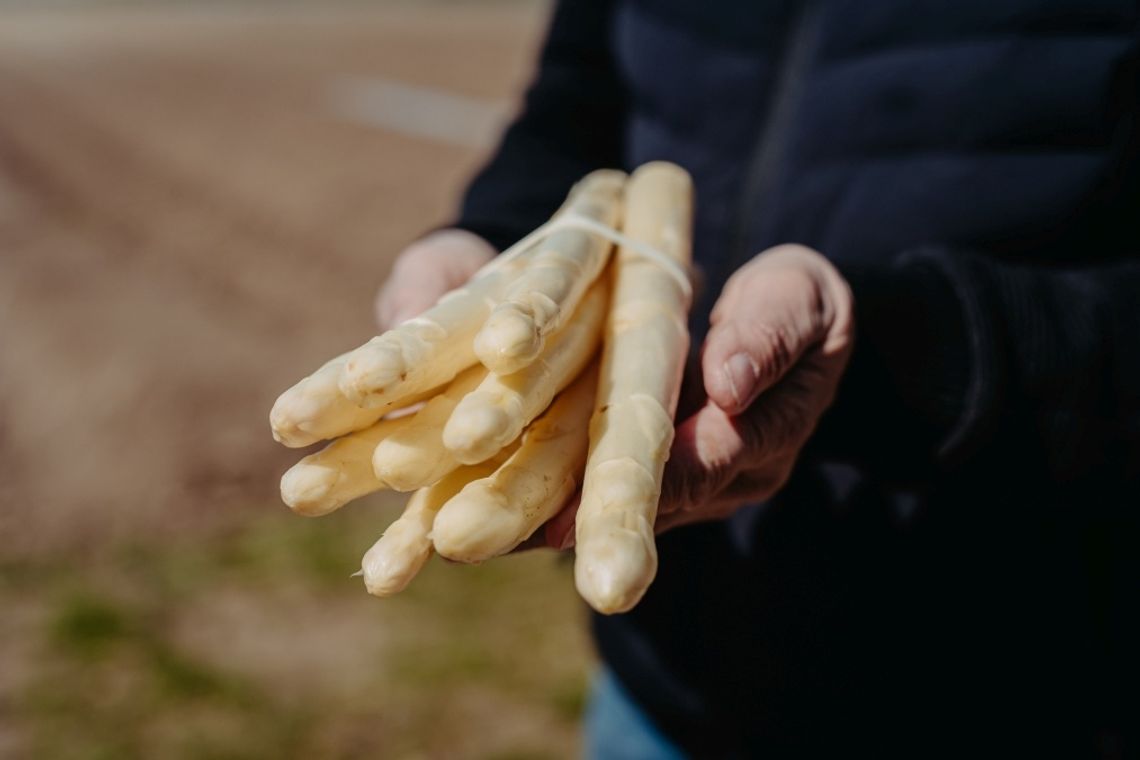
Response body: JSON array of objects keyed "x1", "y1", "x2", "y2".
[
  {"x1": 279, "y1": 415, "x2": 392, "y2": 517},
  {"x1": 370, "y1": 366, "x2": 485, "y2": 491},
  {"x1": 574, "y1": 162, "x2": 693, "y2": 615},
  {"x1": 432, "y1": 361, "x2": 597, "y2": 563},
  {"x1": 335, "y1": 253, "x2": 525, "y2": 411},
  {"x1": 473, "y1": 170, "x2": 624, "y2": 375},
  {"x1": 442, "y1": 275, "x2": 608, "y2": 465},
  {"x1": 360, "y1": 451, "x2": 514, "y2": 597},
  {"x1": 270, "y1": 352, "x2": 385, "y2": 448},
  {"x1": 281, "y1": 367, "x2": 483, "y2": 514}
]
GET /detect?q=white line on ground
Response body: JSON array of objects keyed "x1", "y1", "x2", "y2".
[{"x1": 329, "y1": 77, "x2": 513, "y2": 148}]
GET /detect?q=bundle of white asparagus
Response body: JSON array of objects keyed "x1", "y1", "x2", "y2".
[{"x1": 270, "y1": 162, "x2": 693, "y2": 614}]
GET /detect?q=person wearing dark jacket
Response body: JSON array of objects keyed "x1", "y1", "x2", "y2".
[{"x1": 374, "y1": 1, "x2": 1140, "y2": 757}]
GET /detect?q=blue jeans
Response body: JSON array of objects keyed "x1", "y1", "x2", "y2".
[{"x1": 584, "y1": 669, "x2": 687, "y2": 760}]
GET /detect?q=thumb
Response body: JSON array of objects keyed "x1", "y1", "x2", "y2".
[{"x1": 701, "y1": 263, "x2": 827, "y2": 416}]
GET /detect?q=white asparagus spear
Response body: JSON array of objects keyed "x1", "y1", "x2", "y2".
[
  {"x1": 280, "y1": 417, "x2": 392, "y2": 517},
  {"x1": 270, "y1": 349, "x2": 443, "y2": 449},
  {"x1": 473, "y1": 170, "x2": 624, "y2": 375},
  {"x1": 432, "y1": 362, "x2": 597, "y2": 563},
  {"x1": 360, "y1": 451, "x2": 513, "y2": 597},
  {"x1": 270, "y1": 352, "x2": 378, "y2": 448},
  {"x1": 574, "y1": 162, "x2": 693, "y2": 615},
  {"x1": 371, "y1": 366, "x2": 485, "y2": 491},
  {"x1": 442, "y1": 275, "x2": 608, "y2": 465},
  {"x1": 280, "y1": 368, "x2": 484, "y2": 514},
  {"x1": 335, "y1": 253, "x2": 526, "y2": 410}
]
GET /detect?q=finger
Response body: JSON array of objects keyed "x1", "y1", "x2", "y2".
[
  {"x1": 655, "y1": 456, "x2": 792, "y2": 535},
  {"x1": 375, "y1": 231, "x2": 497, "y2": 331},
  {"x1": 658, "y1": 399, "x2": 745, "y2": 517},
  {"x1": 702, "y1": 263, "x2": 827, "y2": 416},
  {"x1": 375, "y1": 268, "x2": 451, "y2": 331},
  {"x1": 658, "y1": 382, "x2": 803, "y2": 517},
  {"x1": 659, "y1": 358, "x2": 837, "y2": 528},
  {"x1": 543, "y1": 493, "x2": 579, "y2": 550}
]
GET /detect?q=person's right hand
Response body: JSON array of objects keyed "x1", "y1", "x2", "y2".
[{"x1": 374, "y1": 228, "x2": 497, "y2": 331}]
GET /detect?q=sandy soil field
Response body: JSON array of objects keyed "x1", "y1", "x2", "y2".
[{"x1": 0, "y1": 4, "x2": 597, "y2": 758}]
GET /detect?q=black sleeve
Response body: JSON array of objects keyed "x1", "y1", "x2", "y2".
[
  {"x1": 452, "y1": 0, "x2": 627, "y2": 251},
  {"x1": 813, "y1": 249, "x2": 1140, "y2": 487}
]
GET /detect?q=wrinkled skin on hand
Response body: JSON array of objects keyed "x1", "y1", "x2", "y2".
[
  {"x1": 541, "y1": 243, "x2": 855, "y2": 546},
  {"x1": 655, "y1": 243, "x2": 855, "y2": 531}
]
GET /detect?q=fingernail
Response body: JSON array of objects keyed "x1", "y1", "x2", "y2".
[{"x1": 723, "y1": 353, "x2": 758, "y2": 408}]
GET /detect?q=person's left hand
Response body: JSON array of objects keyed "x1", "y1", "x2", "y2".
[
  {"x1": 540, "y1": 244, "x2": 855, "y2": 548},
  {"x1": 654, "y1": 243, "x2": 854, "y2": 531}
]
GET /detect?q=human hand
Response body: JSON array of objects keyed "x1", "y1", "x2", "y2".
[
  {"x1": 537, "y1": 244, "x2": 854, "y2": 549},
  {"x1": 654, "y1": 243, "x2": 854, "y2": 531},
  {"x1": 374, "y1": 228, "x2": 497, "y2": 331}
]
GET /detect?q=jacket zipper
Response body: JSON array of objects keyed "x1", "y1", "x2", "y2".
[{"x1": 728, "y1": 1, "x2": 823, "y2": 271}]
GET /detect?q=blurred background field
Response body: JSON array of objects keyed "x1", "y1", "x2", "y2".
[{"x1": 0, "y1": 2, "x2": 599, "y2": 758}]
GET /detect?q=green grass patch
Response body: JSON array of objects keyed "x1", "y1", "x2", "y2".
[{"x1": 50, "y1": 593, "x2": 132, "y2": 659}]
